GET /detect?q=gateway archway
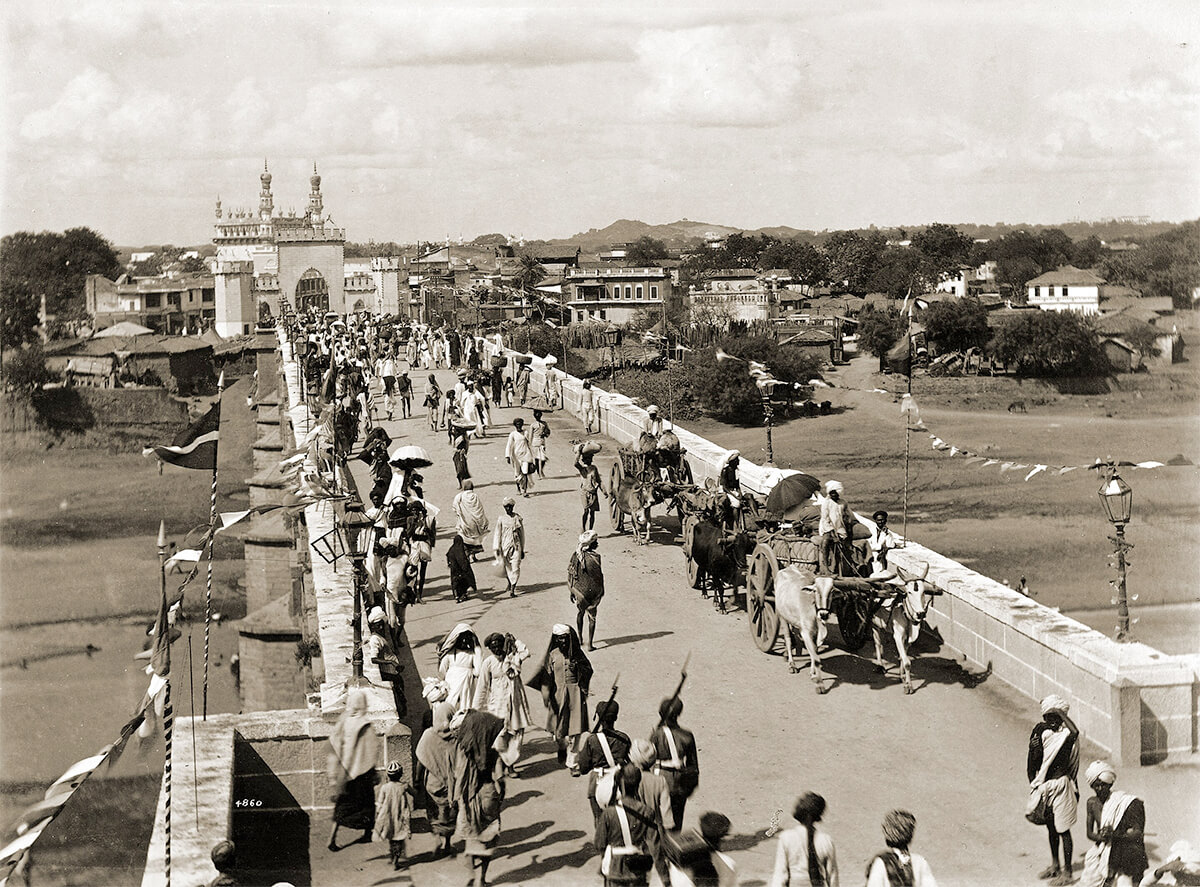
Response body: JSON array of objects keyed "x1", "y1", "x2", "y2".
[{"x1": 295, "y1": 268, "x2": 329, "y2": 312}]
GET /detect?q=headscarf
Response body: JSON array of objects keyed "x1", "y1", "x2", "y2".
[
  {"x1": 1085, "y1": 760, "x2": 1116, "y2": 785},
  {"x1": 328, "y1": 689, "x2": 379, "y2": 782},
  {"x1": 527, "y1": 625, "x2": 593, "y2": 697},
  {"x1": 1040, "y1": 695, "x2": 1069, "y2": 716},
  {"x1": 578, "y1": 529, "x2": 598, "y2": 554},
  {"x1": 629, "y1": 739, "x2": 656, "y2": 768}
]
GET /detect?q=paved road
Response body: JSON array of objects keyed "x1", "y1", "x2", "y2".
[{"x1": 322, "y1": 364, "x2": 1199, "y2": 887}]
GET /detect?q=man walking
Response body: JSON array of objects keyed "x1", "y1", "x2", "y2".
[
  {"x1": 577, "y1": 700, "x2": 631, "y2": 827},
  {"x1": 650, "y1": 698, "x2": 700, "y2": 832},
  {"x1": 1028, "y1": 694, "x2": 1080, "y2": 886},
  {"x1": 527, "y1": 624, "x2": 593, "y2": 772},
  {"x1": 492, "y1": 497, "x2": 525, "y2": 598},
  {"x1": 569, "y1": 530, "x2": 605, "y2": 651},
  {"x1": 1082, "y1": 761, "x2": 1148, "y2": 887},
  {"x1": 505, "y1": 417, "x2": 535, "y2": 497}
]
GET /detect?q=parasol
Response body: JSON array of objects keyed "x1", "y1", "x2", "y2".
[
  {"x1": 764, "y1": 472, "x2": 823, "y2": 517},
  {"x1": 389, "y1": 445, "x2": 433, "y2": 469},
  {"x1": 514, "y1": 354, "x2": 533, "y2": 365}
]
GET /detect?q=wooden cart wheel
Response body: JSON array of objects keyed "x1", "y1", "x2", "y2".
[
  {"x1": 748, "y1": 544, "x2": 781, "y2": 652},
  {"x1": 609, "y1": 462, "x2": 623, "y2": 529},
  {"x1": 683, "y1": 520, "x2": 702, "y2": 588}
]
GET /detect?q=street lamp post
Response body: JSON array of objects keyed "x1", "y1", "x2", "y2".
[
  {"x1": 1098, "y1": 469, "x2": 1135, "y2": 642},
  {"x1": 758, "y1": 380, "x2": 777, "y2": 465},
  {"x1": 339, "y1": 500, "x2": 376, "y2": 686},
  {"x1": 603, "y1": 324, "x2": 620, "y2": 390}
]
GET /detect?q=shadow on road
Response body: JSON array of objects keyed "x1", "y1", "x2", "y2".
[
  {"x1": 596, "y1": 630, "x2": 674, "y2": 649},
  {"x1": 490, "y1": 834, "x2": 592, "y2": 883}
]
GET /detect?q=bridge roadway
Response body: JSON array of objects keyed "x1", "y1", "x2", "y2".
[{"x1": 325, "y1": 366, "x2": 1198, "y2": 887}]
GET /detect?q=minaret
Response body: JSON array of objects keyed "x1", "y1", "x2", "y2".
[
  {"x1": 215, "y1": 195, "x2": 222, "y2": 219},
  {"x1": 259, "y1": 159, "x2": 274, "y2": 220},
  {"x1": 306, "y1": 162, "x2": 323, "y2": 222}
]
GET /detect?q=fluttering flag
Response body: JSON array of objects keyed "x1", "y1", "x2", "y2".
[{"x1": 142, "y1": 402, "x2": 220, "y2": 470}]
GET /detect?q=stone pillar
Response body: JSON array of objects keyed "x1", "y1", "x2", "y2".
[
  {"x1": 252, "y1": 427, "x2": 283, "y2": 472},
  {"x1": 238, "y1": 595, "x2": 306, "y2": 712},
  {"x1": 243, "y1": 511, "x2": 294, "y2": 615}
]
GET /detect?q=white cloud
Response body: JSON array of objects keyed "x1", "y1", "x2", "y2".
[{"x1": 19, "y1": 68, "x2": 120, "y2": 141}]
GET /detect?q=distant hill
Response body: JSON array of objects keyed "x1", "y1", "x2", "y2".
[{"x1": 542, "y1": 218, "x2": 1187, "y2": 250}]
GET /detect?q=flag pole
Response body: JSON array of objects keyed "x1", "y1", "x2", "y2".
[
  {"x1": 157, "y1": 521, "x2": 173, "y2": 887},
  {"x1": 902, "y1": 295, "x2": 913, "y2": 549},
  {"x1": 203, "y1": 371, "x2": 224, "y2": 719}
]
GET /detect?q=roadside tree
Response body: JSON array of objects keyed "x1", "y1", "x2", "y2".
[
  {"x1": 691, "y1": 335, "x2": 818, "y2": 424},
  {"x1": 857, "y1": 306, "x2": 907, "y2": 361},
  {"x1": 921, "y1": 298, "x2": 990, "y2": 355},
  {"x1": 990, "y1": 311, "x2": 1108, "y2": 377}
]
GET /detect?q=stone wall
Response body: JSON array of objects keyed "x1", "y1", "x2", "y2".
[{"x1": 480, "y1": 337, "x2": 1200, "y2": 765}]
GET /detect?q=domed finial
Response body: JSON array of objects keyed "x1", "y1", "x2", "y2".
[
  {"x1": 260, "y1": 159, "x2": 272, "y2": 187},
  {"x1": 310, "y1": 162, "x2": 321, "y2": 190}
]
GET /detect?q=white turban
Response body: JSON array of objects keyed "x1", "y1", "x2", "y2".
[
  {"x1": 551, "y1": 623, "x2": 571, "y2": 636},
  {"x1": 578, "y1": 530, "x2": 598, "y2": 548},
  {"x1": 1085, "y1": 760, "x2": 1116, "y2": 786},
  {"x1": 825, "y1": 480, "x2": 844, "y2": 495},
  {"x1": 1040, "y1": 694, "x2": 1069, "y2": 716},
  {"x1": 367, "y1": 606, "x2": 386, "y2": 625}
]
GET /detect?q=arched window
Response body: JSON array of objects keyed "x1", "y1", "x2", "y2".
[{"x1": 295, "y1": 268, "x2": 329, "y2": 312}]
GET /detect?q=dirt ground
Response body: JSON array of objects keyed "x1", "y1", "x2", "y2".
[{"x1": 685, "y1": 352, "x2": 1200, "y2": 653}]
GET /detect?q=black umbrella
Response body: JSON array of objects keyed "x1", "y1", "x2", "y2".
[{"x1": 764, "y1": 472, "x2": 822, "y2": 517}]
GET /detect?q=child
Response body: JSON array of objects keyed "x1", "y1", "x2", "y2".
[
  {"x1": 375, "y1": 762, "x2": 413, "y2": 870},
  {"x1": 502, "y1": 375, "x2": 515, "y2": 408}
]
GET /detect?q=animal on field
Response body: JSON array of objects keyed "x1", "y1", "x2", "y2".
[
  {"x1": 1007, "y1": 400, "x2": 1027, "y2": 413},
  {"x1": 772, "y1": 569, "x2": 837, "y2": 692},
  {"x1": 869, "y1": 563, "x2": 939, "y2": 695},
  {"x1": 687, "y1": 519, "x2": 754, "y2": 614}
]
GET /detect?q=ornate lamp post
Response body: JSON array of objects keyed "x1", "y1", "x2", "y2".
[
  {"x1": 1098, "y1": 469, "x2": 1134, "y2": 642},
  {"x1": 339, "y1": 501, "x2": 377, "y2": 685},
  {"x1": 603, "y1": 324, "x2": 620, "y2": 389},
  {"x1": 757, "y1": 378, "x2": 778, "y2": 465}
]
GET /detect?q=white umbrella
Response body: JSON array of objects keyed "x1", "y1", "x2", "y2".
[{"x1": 389, "y1": 445, "x2": 433, "y2": 469}]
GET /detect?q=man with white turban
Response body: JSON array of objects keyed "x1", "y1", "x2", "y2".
[
  {"x1": 568, "y1": 530, "x2": 604, "y2": 651},
  {"x1": 1027, "y1": 694, "x2": 1081, "y2": 885},
  {"x1": 819, "y1": 480, "x2": 852, "y2": 576},
  {"x1": 1081, "y1": 761, "x2": 1148, "y2": 887}
]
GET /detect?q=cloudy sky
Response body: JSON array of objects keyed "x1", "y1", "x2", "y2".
[{"x1": 2, "y1": 0, "x2": 1198, "y2": 246}]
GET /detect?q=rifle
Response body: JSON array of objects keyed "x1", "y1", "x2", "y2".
[
  {"x1": 656, "y1": 652, "x2": 691, "y2": 728},
  {"x1": 591, "y1": 672, "x2": 620, "y2": 732}
]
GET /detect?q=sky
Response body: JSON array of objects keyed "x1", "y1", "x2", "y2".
[{"x1": 2, "y1": 0, "x2": 1199, "y2": 247}]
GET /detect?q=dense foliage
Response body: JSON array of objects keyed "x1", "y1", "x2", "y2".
[
  {"x1": 3, "y1": 344, "x2": 57, "y2": 391},
  {"x1": 856, "y1": 307, "x2": 907, "y2": 359},
  {"x1": 921, "y1": 298, "x2": 991, "y2": 354},
  {"x1": 608, "y1": 363, "x2": 701, "y2": 421},
  {"x1": 1, "y1": 228, "x2": 122, "y2": 347},
  {"x1": 990, "y1": 311, "x2": 1109, "y2": 377},
  {"x1": 1101, "y1": 220, "x2": 1200, "y2": 309},
  {"x1": 689, "y1": 336, "x2": 819, "y2": 424}
]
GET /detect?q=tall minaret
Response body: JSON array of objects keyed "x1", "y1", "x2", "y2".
[
  {"x1": 306, "y1": 162, "x2": 323, "y2": 221},
  {"x1": 215, "y1": 195, "x2": 223, "y2": 219},
  {"x1": 259, "y1": 159, "x2": 274, "y2": 220}
]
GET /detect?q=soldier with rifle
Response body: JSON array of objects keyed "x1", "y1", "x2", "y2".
[
  {"x1": 578, "y1": 677, "x2": 630, "y2": 829},
  {"x1": 650, "y1": 655, "x2": 700, "y2": 832}
]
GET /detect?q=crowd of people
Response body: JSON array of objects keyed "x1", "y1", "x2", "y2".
[{"x1": 244, "y1": 309, "x2": 1188, "y2": 887}]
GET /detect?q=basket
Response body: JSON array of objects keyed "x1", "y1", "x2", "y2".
[
  {"x1": 580, "y1": 440, "x2": 603, "y2": 456},
  {"x1": 490, "y1": 355, "x2": 507, "y2": 368}
]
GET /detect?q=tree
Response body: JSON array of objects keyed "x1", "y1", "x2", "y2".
[
  {"x1": 1101, "y1": 221, "x2": 1200, "y2": 309},
  {"x1": 868, "y1": 247, "x2": 928, "y2": 299},
  {"x1": 990, "y1": 311, "x2": 1108, "y2": 377},
  {"x1": 759, "y1": 240, "x2": 828, "y2": 286},
  {"x1": 921, "y1": 298, "x2": 991, "y2": 354},
  {"x1": 625, "y1": 236, "x2": 670, "y2": 265},
  {"x1": 178, "y1": 255, "x2": 210, "y2": 274},
  {"x1": 513, "y1": 254, "x2": 545, "y2": 295},
  {"x1": 911, "y1": 223, "x2": 974, "y2": 280},
  {"x1": 690, "y1": 335, "x2": 819, "y2": 424},
  {"x1": 3, "y1": 344, "x2": 56, "y2": 392},
  {"x1": 822, "y1": 230, "x2": 886, "y2": 292},
  {"x1": 857, "y1": 306, "x2": 907, "y2": 359},
  {"x1": 1, "y1": 227, "x2": 121, "y2": 346}
]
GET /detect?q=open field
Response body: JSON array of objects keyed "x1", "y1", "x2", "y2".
[{"x1": 684, "y1": 353, "x2": 1200, "y2": 652}]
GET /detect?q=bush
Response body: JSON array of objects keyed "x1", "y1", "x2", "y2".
[
  {"x1": 4, "y1": 343, "x2": 57, "y2": 392},
  {"x1": 690, "y1": 336, "x2": 819, "y2": 425},
  {"x1": 991, "y1": 311, "x2": 1109, "y2": 377},
  {"x1": 609, "y1": 363, "x2": 701, "y2": 421}
]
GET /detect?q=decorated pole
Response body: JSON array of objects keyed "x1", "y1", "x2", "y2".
[
  {"x1": 202, "y1": 370, "x2": 224, "y2": 718},
  {"x1": 902, "y1": 296, "x2": 913, "y2": 548},
  {"x1": 157, "y1": 521, "x2": 173, "y2": 887}
]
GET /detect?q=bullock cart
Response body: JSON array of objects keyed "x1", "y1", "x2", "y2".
[{"x1": 746, "y1": 534, "x2": 876, "y2": 653}]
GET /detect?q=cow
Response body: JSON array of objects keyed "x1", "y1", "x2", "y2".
[
  {"x1": 608, "y1": 477, "x2": 657, "y2": 543},
  {"x1": 688, "y1": 519, "x2": 754, "y2": 614},
  {"x1": 773, "y1": 569, "x2": 838, "y2": 693},
  {"x1": 869, "y1": 563, "x2": 939, "y2": 695}
]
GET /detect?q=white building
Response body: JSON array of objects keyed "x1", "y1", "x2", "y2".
[{"x1": 1026, "y1": 265, "x2": 1106, "y2": 314}]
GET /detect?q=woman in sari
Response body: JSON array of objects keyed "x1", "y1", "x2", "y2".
[
  {"x1": 452, "y1": 480, "x2": 490, "y2": 557},
  {"x1": 415, "y1": 702, "x2": 458, "y2": 858},
  {"x1": 473, "y1": 632, "x2": 532, "y2": 772},
  {"x1": 452, "y1": 708, "x2": 506, "y2": 887},
  {"x1": 438, "y1": 623, "x2": 484, "y2": 712},
  {"x1": 326, "y1": 690, "x2": 379, "y2": 852}
]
